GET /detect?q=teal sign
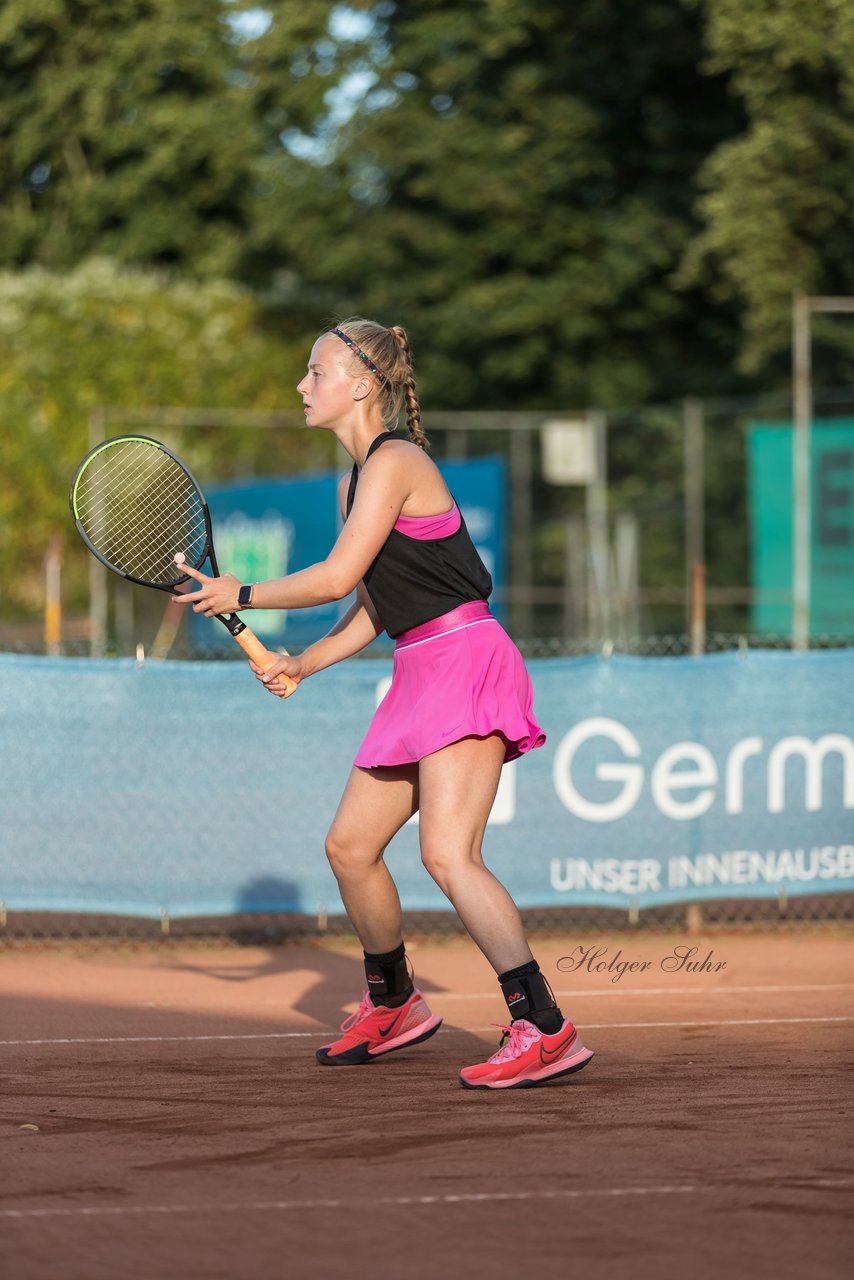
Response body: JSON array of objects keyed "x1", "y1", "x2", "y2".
[{"x1": 748, "y1": 420, "x2": 854, "y2": 636}]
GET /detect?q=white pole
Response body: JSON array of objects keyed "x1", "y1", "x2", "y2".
[{"x1": 510, "y1": 427, "x2": 533, "y2": 639}]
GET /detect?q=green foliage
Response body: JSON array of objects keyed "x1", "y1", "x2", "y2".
[
  {"x1": 249, "y1": 0, "x2": 746, "y2": 409},
  {"x1": 3, "y1": 0, "x2": 849, "y2": 392},
  {"x1": 0, "y1": 0, "x2": 258, "y2": 276},
  {"x1": 0, "y1": 260, "x2": 314, "y2": 616},
  {"x1": 681, "y1": 0, "x2": 854, "y2": 374},
  {"x1": 2, "y1": 1, "x2": 851, "y2": 634}
]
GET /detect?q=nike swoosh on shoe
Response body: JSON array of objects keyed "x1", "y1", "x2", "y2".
[
  {"x1": 539, "y1": 1027, "x2": 578, "y2": 1066},
  {"x1": 377, "y1": 1011, "x2": 407, "y2": 1037}
]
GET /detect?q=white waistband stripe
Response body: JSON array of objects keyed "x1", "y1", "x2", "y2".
[{"x1": 396, "y1": 616, "x2": 498, "y2": 651}]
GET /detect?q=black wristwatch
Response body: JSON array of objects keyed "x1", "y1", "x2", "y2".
[{"x1": 238, "y1": 583, "x2": 254, "y2": 609}]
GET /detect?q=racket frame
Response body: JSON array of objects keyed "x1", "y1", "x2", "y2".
[{"x1": 69, "y1": 434, "x2": 295, "y2": 690}]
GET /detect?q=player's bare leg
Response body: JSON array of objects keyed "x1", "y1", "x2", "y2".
[
  {"x1": 417, "y1": 733, "x2": 533, "y2": 974},
  {"x1": 324, "y1": 762, "x2": 418, "y2": 954},
  {"x1": 317, "y1": 762, "x2": 443, "y2": 1066},
  {"x1": 416, "y1": 734, "x2": 592, "y2": 1087}
]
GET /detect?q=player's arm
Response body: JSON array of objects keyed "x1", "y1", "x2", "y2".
[
  {"x1": 176, "y1": 448, "x2": 409, "y2": 617},
  {"x1": 256, "y1": 586, "x2": 381, "y2": 688},
  {"x1": 251, "y1": 475, "x2": 384, "y2": 693},
  {"x1": 303, "y1": 586, "x2": 383, "y2": 671},
  {"x1": 252, "y1": 451, "x2": 406, "y2": 607},
  {"x1": 300, "y1": 471, "x2": 387, "y2": 672}
]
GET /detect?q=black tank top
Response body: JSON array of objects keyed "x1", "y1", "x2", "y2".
[{"x1": 346, "y1": 433, "x2": 493, "y2": 638}]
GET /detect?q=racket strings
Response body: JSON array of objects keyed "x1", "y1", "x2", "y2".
[
  {"x1": 75, "y1": 442, "x2": 207, "y2": 585},
  {"x1": 89, "y1": 477, "x2": 203, "y2": 578}
]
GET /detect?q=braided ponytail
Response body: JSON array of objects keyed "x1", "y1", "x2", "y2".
[
  {"x1": 328, "y1": 317, "x2": 429, "y2": 450},
  {"x1": 388, "y1": 326, "x2": 427, "y2": 450}
]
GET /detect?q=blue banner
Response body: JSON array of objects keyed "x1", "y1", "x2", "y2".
[
  {"x1": 200, "y1": 472, "x2": 340, "y2": 650},
  {"x1": 194, "y1": 456, "x2": 507, "y2": 649},
  {"x1": 0, "y1": 651, "x2": 851, "y2": 917}
]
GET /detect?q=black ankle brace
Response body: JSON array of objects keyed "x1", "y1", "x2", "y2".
[
  {"x1": 498, "y1": 960, "x2": 560, "y2": 1028},
  {"x1": 363, "y1": 943, "x2": 413, "y2": 1006}
]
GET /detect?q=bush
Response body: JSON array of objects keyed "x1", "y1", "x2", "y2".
[{"x1": 0, "y1": 259, "x2": 319, "y2": 616}]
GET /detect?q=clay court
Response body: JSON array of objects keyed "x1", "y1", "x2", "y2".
[{"x1": 2, "y1": 928, "x2": 852, "y2": 1280}]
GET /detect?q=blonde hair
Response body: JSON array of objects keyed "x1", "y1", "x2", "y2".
[{"x1": 329, "y1": 317, "x2": 427, "y2": 449}]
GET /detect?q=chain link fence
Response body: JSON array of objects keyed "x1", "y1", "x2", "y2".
[
  {"x1": 4, "y1": 626, "x2": 853, "y2": 947},
  {"x1": 2, "y1": 896, "x2": 852, "y2": 950},
  {"x1": 4, "y1": 386, "x2": 853, "y2": 658},
  {"x1": 3, "y1": 391, "x2": 853, "y2": 944},
  {"x1": 3, "y1": 631, "x2": 853, "y2": 661},
  {"x1": 2, "y1": 638, "x2": 852, "y2": 947}
]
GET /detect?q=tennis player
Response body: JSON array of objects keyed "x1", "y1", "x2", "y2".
[{"x1": 177, "y1": 319, "x2": 594, "y2": 1090}]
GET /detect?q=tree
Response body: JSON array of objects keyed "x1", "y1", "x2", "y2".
[
  {"x1": 248, "y1": 0, "x2": 746, "y2": 409},
  {"x1": 682, "y1": 0, "x2": 854, "y2": 376},
  {"x1": 0, "y1": 0, "x2": 258, "y2": 276},
  {"x1": 0, "y1": 260, "x2": 312, "y2": 618}
]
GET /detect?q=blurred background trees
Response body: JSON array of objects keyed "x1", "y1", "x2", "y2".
[
  {"x1": 6, "y1": 0, "x2": 850, "y2": 399},
  {"x1": 250, "y1": 0, "x2": 747, "y2": 409},
  {"x1": 2, "y1": 0, "x2": 852, "y2": 629},
  {"x1": 0, "y1": 260, "x2": 309, "y2": 614},
  {"x1": 0, "y1": 0, "x2": 257, "y2": 275},
  {"x1": 681, "y1": 0, "x2": 854, "y2": 377}
]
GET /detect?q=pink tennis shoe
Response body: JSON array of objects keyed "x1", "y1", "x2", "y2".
[
  {"x1": 459, "y1": 1018, "x2": 595, "y2": 1090},
  {"x1": 316, "y1": 989, "x2": 443, "y2": 1065}
]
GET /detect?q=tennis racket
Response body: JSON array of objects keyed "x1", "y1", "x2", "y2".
[{"x1": 69, "y1": 434, "x2": 296, "y2": 695}]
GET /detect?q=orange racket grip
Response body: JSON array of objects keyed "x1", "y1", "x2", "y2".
[{"x1": 231, "y1": 626, "x2": 298, "y2": 697}]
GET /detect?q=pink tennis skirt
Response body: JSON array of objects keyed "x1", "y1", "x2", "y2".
[{"x1": 354, "y1": 602, "x2": 546, "y2": 768}]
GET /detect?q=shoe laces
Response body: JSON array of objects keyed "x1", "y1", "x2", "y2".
[
  {"x1": 488, "y1": 1020, "x2": 540, "y2": 1063},
  {"x1": 340, "y1": 990, "x2": 374, "y2": 1032}
]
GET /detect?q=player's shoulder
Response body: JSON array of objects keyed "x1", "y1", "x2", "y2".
[
  {"x1": 367, "y1": 432, "x2": 416, "y2": 455},
  {"x1": 364, "y1": 434, "x2": 431, "y2": 474}
]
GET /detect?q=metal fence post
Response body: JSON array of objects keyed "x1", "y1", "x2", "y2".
[
  {"x1": 792, "y1": 293, "x2": 812, "y2": 651},
  {"x1": 684, "y1": 396, "x2": 705, "y2": 642},
  {"x1": 510, "y1": 426, "x2": 533, "y2": 639}
]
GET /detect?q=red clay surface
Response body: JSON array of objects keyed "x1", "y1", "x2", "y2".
[{"x1": 2, "y1": 929, "x2": 852, "y2": 1280}]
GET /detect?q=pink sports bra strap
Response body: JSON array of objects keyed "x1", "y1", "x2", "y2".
[{"x1": 394, "y1": 503, "x2": 461, "y2": 539}]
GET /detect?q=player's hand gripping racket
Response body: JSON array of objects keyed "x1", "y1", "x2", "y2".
[{"x1": 69, "y1": 435, "x2": 296, "y2": 696}]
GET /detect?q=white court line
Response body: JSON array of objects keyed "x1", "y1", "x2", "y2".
[
  {"x1": 578, "y1": 1016, "x2": 854, "y2": 1030},
  {"x1": 0, "y1": 1032, "x2": 324, "y2": 1046},
  {"x1": 442, "y1": 984, "x2": 854, "y2": 999},
  {"x1": 2, "y1": 1015, "x2": 852, "y2": 1047},
  {"x1": 0, "y1": 1186, "x2": 698, "y2": 1220},
  {"x1": 2, "y1": 1180, "x2": 851, "y2": 1221}
]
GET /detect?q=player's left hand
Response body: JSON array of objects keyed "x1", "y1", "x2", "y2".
[
  {"x1": 249, "y1": 653, "x2": 303, "y2": 697},
  {"x1": 171, "y1": 560, "x2": 241, "y2": 617}
]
